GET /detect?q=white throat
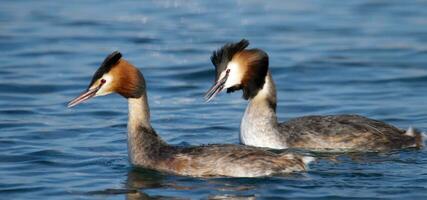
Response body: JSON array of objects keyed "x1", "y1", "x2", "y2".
[
  {"x1": 240, "y1": 72, "x2": 286, "y2": 149},
  {"x1": 128, "y1": 97, "x2": 151, "y2": 131}
]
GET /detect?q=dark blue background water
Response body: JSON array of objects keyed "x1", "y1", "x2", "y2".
[{"x1": 1, "y1": 0, "x2": 427, "y2": 199}]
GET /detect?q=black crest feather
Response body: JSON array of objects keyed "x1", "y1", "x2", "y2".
[
  {"x1": 88, "y1": 51, "x2": 122, "y2": 88},
  {"x1": 210, "y1": 39, "x2": 249, "y2": 79}
]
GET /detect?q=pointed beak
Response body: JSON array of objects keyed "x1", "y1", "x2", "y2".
[
  {"x1": 67, "y1": 84, "x2": 103, "y2": 108},
  {"x1": 204, "y1": 69, "x2": 230, "y2": 102}
]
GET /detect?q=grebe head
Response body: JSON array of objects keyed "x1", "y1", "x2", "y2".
[
  {"x1": 205, "y1": 39, "x2": 269, "y2": 102},
  {"x1": 68, "y1": 51, "x2": 145, "y2": 108}
]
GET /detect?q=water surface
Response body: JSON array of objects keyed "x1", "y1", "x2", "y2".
[{"x1": 1, "y1": 0, "x2": 427, "y2": 199}]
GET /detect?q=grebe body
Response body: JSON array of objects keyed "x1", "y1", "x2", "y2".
[
  {"x1": 205, "y1": 40, "x2": 424, "y2": 152},
  {"x1": 68, "y1": 51, "x2": 313, "y2": 177}
]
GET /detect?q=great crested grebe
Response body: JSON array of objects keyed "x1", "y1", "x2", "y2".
[
  {"x1": 205, "y1": 39, "x2": 425, "y2": 152},
  {"x1": 68, "y1": 51, "x2": 314, "y2": 177}
]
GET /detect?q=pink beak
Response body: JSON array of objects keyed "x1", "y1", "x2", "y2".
[{"x1": 67, "y1": 83, "x2": 104, "y2": 108}]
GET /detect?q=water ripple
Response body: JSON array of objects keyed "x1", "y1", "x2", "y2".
[{"x1": 0, "y1": 0, "x2": 426, "y2": 199}]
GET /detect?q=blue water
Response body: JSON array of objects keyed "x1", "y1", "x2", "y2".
[{"x1": 1, "y1": 0, "x2": 427, "y2": 199}]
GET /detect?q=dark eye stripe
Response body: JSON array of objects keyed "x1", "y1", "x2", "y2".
[{"x1": 88, "y1": 51, "x2": 122, "y2": 89}]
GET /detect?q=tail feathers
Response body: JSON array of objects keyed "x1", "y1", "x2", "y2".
[
  {"x1": 404, "y1": 126, "x2": 415, "y2": 137},
  {"x1": 420, "y1": 132, "x2": 427, "y2": 147},
  {"x1": 302, "y1": 156, "x2": 315, "y2": 165},
  {"x1": 405, "y1": 126, "x2": 425, "y2": 148}
]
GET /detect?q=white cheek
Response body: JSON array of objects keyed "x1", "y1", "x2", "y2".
[
  {"x1": 95, "y1": 74, "x2": 113, "y2": 96},
  {"x1": 223, "y1": 61, "x2": 243, "y2": 88}
]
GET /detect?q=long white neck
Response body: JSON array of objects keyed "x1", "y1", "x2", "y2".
[
  {"x1": 128, "y1": 95, "x2": 151, "y2": 130},
  {"x1": 240, "y1": 72, "x2": 286, "y2": 149},
  {"x1": 127, "y1": 93, "x2": 165, "y2": 167}
]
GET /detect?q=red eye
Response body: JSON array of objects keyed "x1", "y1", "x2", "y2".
[{"x1": 101, "y1": 79, "x2": 106, "y2": 84}]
